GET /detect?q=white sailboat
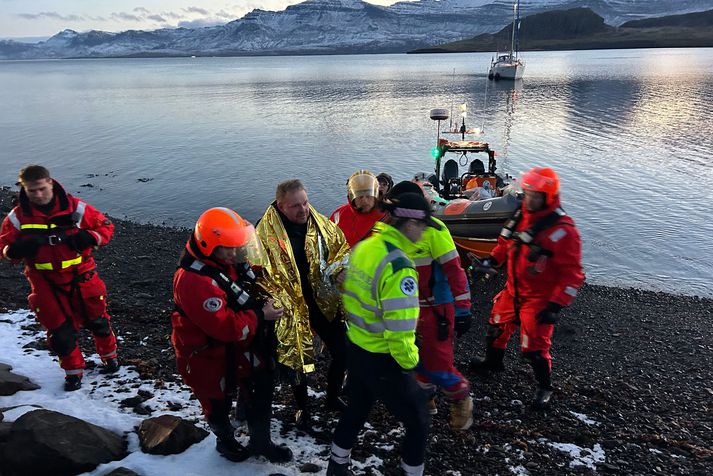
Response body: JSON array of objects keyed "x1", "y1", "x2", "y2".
[{"x1": 488, "y1": 0, "x2": 525, "y2": 81}]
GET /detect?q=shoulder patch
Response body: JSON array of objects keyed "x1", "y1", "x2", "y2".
[
  {"x1": 203, "y1": 297, "x2": 223, "y2": 312},
  {"x1": 390, "y1": 256, "x2": 414, "y2": 273},
  {"x1": 549, "y1": 228, "x2": 567, "y2": 243},
  {"x1": 399, "y1": 276, "x2": 417, "y2": 296}
]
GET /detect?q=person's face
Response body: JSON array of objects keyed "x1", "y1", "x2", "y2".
[
  {"x1": 402, "y1": 219, "x2": 427, "y2": 243},
  {"x1": 354, "y1": 195, "x2": 376, "y2": 213},
  {"x1": 277, "y1": 189, "x2": 310, "y2": 224},
  {"x1": 378, "y1": 181, "x2": 389, "y2": 197},
  {"x1": 23, "y1": 178, "x2": 54, "y2": 206},
  {"x1": 213, "y1": 245, "x2": 247, "y2": 265},
  {"x1": 524, "y1": 190, "x2": 546, "y2": 212}
]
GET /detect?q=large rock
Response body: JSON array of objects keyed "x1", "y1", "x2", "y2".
[
  {"x1": 137, "y1": 414, "x2": 208, "y2": 456},
  {"x1": 2, "y1": 409, "x2": 126, "y2": 475},
  {"x1": 103, "y1": 468, "x2": 141, "y2": 476},
  {"x1": 0, "y1": 363, "x2": 40, "y2": 396}
]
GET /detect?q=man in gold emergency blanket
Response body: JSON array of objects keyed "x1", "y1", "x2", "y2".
[{"x1": 256, "y1": 179, "x2": 350, "y2": 430}]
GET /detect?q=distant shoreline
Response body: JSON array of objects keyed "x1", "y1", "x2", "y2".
[{"x1": 0, "y1": 43, "x2": 712, "y2": 62}]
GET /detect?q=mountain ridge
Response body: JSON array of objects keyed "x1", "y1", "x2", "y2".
[
  {"x1": 412, "y1": 7, "x2": 713, "y2": 53},
  {"x1": 1, "y1": 0, "x2": 711, "y2": 59}
]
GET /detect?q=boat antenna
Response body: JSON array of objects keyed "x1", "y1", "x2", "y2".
[{"x1": 448, "y1": 68, "x2": 456, "y2": 132}]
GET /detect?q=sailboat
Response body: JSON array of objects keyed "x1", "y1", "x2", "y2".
[{"x1": 488, "y1": 0, "x2": 525, "y2": 81}]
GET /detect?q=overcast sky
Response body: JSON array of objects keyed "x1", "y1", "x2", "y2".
[{"x1": 0, "y1": 0, "x2": 401, "y2": 38}]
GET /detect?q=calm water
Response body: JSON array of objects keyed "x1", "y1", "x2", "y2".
[{"x1": 1, "y1": 50, "x2": 712, "y2": 297}]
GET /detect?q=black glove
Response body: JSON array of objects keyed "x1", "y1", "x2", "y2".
[
  {"x1": 536, "y1": 302, "x2": 563, "y2": 325},
  {"x1": 65, "y1": 230, "x2": 96, "y2": 252},
  {"x1": 468, "y1": 254, "x2": 498, "y2": 282},
  {"x1": 6, "y1": 238, "x2": 40, "y2": 259},
  {"x1": 454, "y1": 308, "x2": 472, "y2": 338}
]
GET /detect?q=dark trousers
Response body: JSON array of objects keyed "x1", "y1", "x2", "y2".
[
  {"x1": 293, "y1": 312, "x2": 348, "y2": 407},
  {"x1": 332, "y1": 342, "x2": 429, "y2": 467}
]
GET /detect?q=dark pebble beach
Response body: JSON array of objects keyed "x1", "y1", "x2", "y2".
[{"x1": 1, "y1": 186, "x2": 711, "y2": 475}]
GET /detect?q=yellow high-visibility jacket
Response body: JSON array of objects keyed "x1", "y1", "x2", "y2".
[{"x1": 342, "y1": 223, "x2": 420, "y2": 370}]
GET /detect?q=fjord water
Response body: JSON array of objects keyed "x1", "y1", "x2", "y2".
[{"x1": 1, "y1": 49, "x2": 711, "y2": 296}]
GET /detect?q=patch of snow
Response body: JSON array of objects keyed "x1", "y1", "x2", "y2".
[
  {"x1": 569, "y1": 410, "x2": 600, "y2": 426},
  {"x1": 508, "y1": 465, "x2": 530, "y2": 475},
  {"x1": 0, "y1": 310, "x2": 384, "y2": 475},
  {"x1": 542, "y1": 438, "x2": 605, "y2": 470}
]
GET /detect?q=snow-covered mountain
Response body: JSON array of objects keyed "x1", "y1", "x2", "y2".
[{"x1": 1, "y1": 0, "x2": 710, "y2": 59}]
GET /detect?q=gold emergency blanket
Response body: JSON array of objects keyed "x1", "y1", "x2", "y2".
[{"x1": 256, "y1": 203, "x2": 350, "y2": 374}]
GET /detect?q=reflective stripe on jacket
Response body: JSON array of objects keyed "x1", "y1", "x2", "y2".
[
  {"x1": 396, "y1": 218, "x2": 471, "y2": 310},
  {"x1": 0, "y1": 181, "x2": 113, "y2": 274},
  {"x1": 342, "y1": 223, "x2": 420, "y2": 370}
]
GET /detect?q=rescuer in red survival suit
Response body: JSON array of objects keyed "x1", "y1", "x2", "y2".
[
  {"x1": 171, "y1": 207, "x2": 292, "y2": 463},
  {"x1": 330, "y1": 170, "x2": 386, "y2": 247},
  {"x1": 0, "y1": 165, "x2": 118, "y2": 391},
  {"x1": 470, "y1": 167, "x2": 584, "y2": 409}
]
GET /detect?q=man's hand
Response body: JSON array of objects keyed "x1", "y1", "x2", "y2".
[
  {"x1": 536, "y1": 302, "x2": 563, "y2": 325},
  {"x1": 454, "y1": 307, "x2": 473, "y2": 337},
  {"x1": 5, "y1": 239, "x2": 40, "y2": 259},
  {"x1": 65, "y1": 230, "x2": 96, "y2": 252},
  {"x1": 262, "y1": 298, "x2": 284, "y2": 321}
]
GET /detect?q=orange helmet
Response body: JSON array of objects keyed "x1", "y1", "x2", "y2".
[
  {"x1": 521, "y1": 167, "x2": 560, "y2": 206},
  {"x1": 193, "y1": 207, "x2": 254, "y2": 256},
  {"x1": 347, "y1": 170, "x2": 379, "y2": 204}
]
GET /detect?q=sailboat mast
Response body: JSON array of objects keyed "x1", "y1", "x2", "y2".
[{"x1": 510, "y1": 0, "x2": 518, "y2": 59}]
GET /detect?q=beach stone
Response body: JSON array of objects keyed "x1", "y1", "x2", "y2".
[
  {"x1": 2, "y1": 409, "x2": 126, "y2": 475},
  {"x1": 137, "y1": 414, "x2": 209, "y2": 455},
  {"x1": 0, "y1": 363, "x2": 40, "y2": 396},
  {"x1": 299, "y1": 462, "x2": 322, "y2": 472},
  {"x1": 103, "y1": 467, "x2": 141, "y2": 476}
]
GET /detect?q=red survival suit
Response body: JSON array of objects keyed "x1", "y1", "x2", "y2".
[
  {"x1": 330, "y1": 202, "x2": 385, "y2": 247},
  {"x1": 171, "y1": 243, "x2": 263, "y2": 416},
  {"x1": 410, "y1": 219, "x2": 472, "y2": 401},
  {"x1": 488, "y1": 196, "x2": 585, "y2": 367},
  {"x1": 0, "y1": 182, "x2": 117, "y2": 377}
]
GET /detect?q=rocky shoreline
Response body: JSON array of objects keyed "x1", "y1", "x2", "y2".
[{"x1": 1, "y1": 186, "x2": 711, "y2": 475}]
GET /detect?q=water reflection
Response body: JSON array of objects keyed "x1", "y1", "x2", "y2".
[{"x1": 0, "y1": 50, "x2": 711, "y2": 296}]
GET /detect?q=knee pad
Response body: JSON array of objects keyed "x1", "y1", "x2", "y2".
[
  {"x1": 485, "y1": 324, "x2": 504, "y2": 346},
  {"x1": 49, "y1": 322, "x2": 78, "y2": 357},
  {"x1": 85, "y1": 316, "x2": 111, "y2": 337}
]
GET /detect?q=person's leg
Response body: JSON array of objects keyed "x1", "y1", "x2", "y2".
[
  {"x1": 28, "y1": 275, "x2": 84, "y2": 389},
  {"x1": 519, "y1": 299, "x2": 555, "y2": 408},
  {"x1": 76, "y1": 273, "x2": 118, "y2": 372},
  {"x1": 312, "y1": 312, "x2": 348, "y2": 409},
  {"x1": 379, "y1": 362, "x2": 429, "y2": 475},
  {"x1": 245, "y1": 370, "x2": 292, "y2": 462},
  {"x1": 329, "y1": 344, "x2": 377, "y2": 473},
  {"x1": 470, "y1": 289, "x2": 518, "y2": 372},
  {"x1": 203, "y1": 396, "x2": 250, "y2": 462}
]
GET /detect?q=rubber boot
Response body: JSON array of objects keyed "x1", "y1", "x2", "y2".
[
  {"x1": 449, "y1": 395, "x2": 474, "y2": 431},
  {"x1": 246, "y1": 371, "x2": 292, "y2": 463},
  {"x1": 63, "y1": 374, "x2": 82, "y2": 391},
  {"x1": 247, "y1": 418, "x2": 292, "y2": 463},
  {"x1": 102, "y1": 357, "x2": 120, "y2": 374},
  {"x1": 525, "y1": 351, "x2": 554, "y2": 410},
  {"x1": 326, "y1": 459, "x2": 355, "y2": 476},
  {"x1": 208, "y1": 400, "x2": 249, "y2": 462},
  {"x1": 293, "y1": 380, "x2": 311, "y2": 430},
  {"x1": 469, "y1": 347, "x2": 506, "y2": 374}
]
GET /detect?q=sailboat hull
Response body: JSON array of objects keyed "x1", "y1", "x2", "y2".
[{"x1": 489, "y1": 61, "x2": 525, "y2": 80}]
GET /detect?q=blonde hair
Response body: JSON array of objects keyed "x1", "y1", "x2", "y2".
[{"x1": 275, "y1": 179, "x2": 306, "y2": 203}]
